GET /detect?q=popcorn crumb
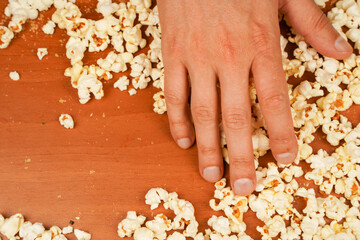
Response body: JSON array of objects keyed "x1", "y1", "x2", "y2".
[
  {"x1": 128, "y1": 88, "x2": 137, "y2": 96},
  {"x1": 9, "y1": 71, "x2": 20, "y2": 81},
  {"x1": 37, "y1": 48, "x2": 48, "y2": 60}
]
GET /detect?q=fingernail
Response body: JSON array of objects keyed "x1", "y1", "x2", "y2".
[
  {"x1": 276, "y1": 152, "x2": 296, "y2": 163},
  {"x1": 177, "y1": 138, "x2": 192, "y2": 149},
  {"x1": 234, "y1": 178, "x2": 254, "y2": 196},
  {"x1": 203, "y1": 166, "x2": 221, "y2": 182},
  {"x1": 334, "y1": 36, "x2": 352, "y2": 53}
]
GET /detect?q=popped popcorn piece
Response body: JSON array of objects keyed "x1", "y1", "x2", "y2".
[
  {"x1": 117, "y1": 211, "x2": 146, "y2": 238},
  {"x1": 74, "y1": 229, "x2": 91, "y2": 240},
  {"x1": 133, "y1": 227, "x2": 153, "y2": 240},
  {"x1": 167, "y1": 232, "x2": 186, "y2": 240},
  {"x1": 0, "y1": 213, "x2": 24, "y2": 239},
  {"x1": 145, "y1": 214, "x2": 171, "y2": 240},
  {"x1": 348, "y1": 78, "x2": 360, "y2": 104},
  {"x1": 42, "y1": 20, "x2": 56, "y2": 35},
  {"x1": 65, "y1": 37, "x2": 88, "y2": 65},
  {"x1": 207, "y1": 216, "x2": 231, "y2": 236},
  {"x1": 128, "y1": 88, "x2": 137, "y2": 96},
  {"x1": 62, "y1": 225, "x2": 73, "y2": 235},
  {"x1": 322, "y1": 115, "x2": 352, "y2": 146},
  {"x1": 9, "y1": 71, "x2": 20, "y2": 81},
  {"x1": 59, "y1": 114, "x2": 74, "y2": 129},
  {"x1": 19, "y1": 222, "x2": 45, "y2": 240},
  {"x1": 153, "y1": 91, "x2": 166, "y2": 114},
  {"x1": 114, "y1": 76, "x2": 130, "y2": 91},
  {"x1": 0, "y1": 26, "x2": 15, "y2": 49},
  {"x1": 37, "y1": 48, "x2": 48, "y2": 60}
]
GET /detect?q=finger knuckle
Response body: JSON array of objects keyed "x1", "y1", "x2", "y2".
[
  {"x1": 223, "y1": 108, "x2": 250, "y2": 130},
  {"x1": 307, "y1": 13, "x2": 329, "y2": 37},
  {"x1": 216, "y1": 31, "x2": 237, "y2": 61},
  {"x1": 271, "y1": 135, "x2": 293, "y2": 146},
  {"x1": 165, "y1": 90, "x2": 187, "y2": 106},
  {"x1": 163, "y1": 35, "x2": 183, "y2": 56},
  {"x1": 170, "y1": 119, "x2": 189, "y2": 130},
  {"x1": 192, "y1": 105, "x2": 217, "y2": 124},
  {"x1": 231, "y1": 156, "x2": 252, "y2": 169},
  {"x1": 261, "y1": 92, "x2": 287, "y2": 113},
  {"x1": 198, "y1": 145, "x2": 218, "y2": 157},
  {"x1": 251, "y1": 23, "x2": 276, "y2": 56}
]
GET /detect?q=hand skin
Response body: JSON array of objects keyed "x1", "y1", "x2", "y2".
[{"x1": 158, "y1": 0, "x2": 353, "y2": 196}]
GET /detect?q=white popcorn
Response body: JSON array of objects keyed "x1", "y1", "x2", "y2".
[
  {"x1": 19, "y1": 222, "x2": 45, "y2": 240},
  {"x1": 9, "y1": 71, "x2": 20, "y2": 81},
  {"x1": 37, "y1": 48, "x2": 48, "y2": 60},
  {"x1": 167, "y1": 232, "x2": 186, "y2": 240},
  {"x1": 53, "y1": 234, "x2": 67, "y2": 240},
  {"x1": 153, "y1": 91, "x2": 166, "y2": 114},
  {"x1": 86, "y1": 29, "x2": 110, "y2": 52},
  {"x1": 145, "y1": 214, "x2": 171, "y2": 240},
  {"x1": 50, "y1": 226, "x2": 62, "y2": 236},
  {"x1": 74, "y1": 229, "x2": 91, "y2": 240},
  {"x1": 65, "y1": 37, "x2": 88, "y2": 65},
  {"x1": 128, "y1": 88, "x2": 137, "y2": 96},
  {"x1": 0, "y1": 213, "x2": 24, "y2": 239},
  {"x1": 59, "y1": 114, "x2": 74, "y2": 129},
  {"x1": 0, "y1": 26, "x2": 15, "y2": 49},
  {"x1": 207, "y1": 216, "x2": 231, "y2": 236},
  {"x1": 115, "y1": 3, "x2": 137, "y2": 28},
  {"x1": 301, "y1": 216, "x2": 319, "y2": 240},
  {"x1": 66, "y1": 18, "x2": 91, "y2": 38},
  {"x1": 76, "y1": 72, "x2": 104, "y2": 104},
  {"x1": 111, "y1": 32, "x2": 124, "y2": 53},
  {"x1": 96, "y1": 0, "x2": 119, "y2": 17},
  {"x1": 42, "y1": 20, "x2": 56, "y2": 34},
  {"x1": 117, "y1": 212, "x2": 146, "y2": 238},
  {"x1": 295, "y1": 80, "x2": 324, "y2": 99},
  {"x1": 348, "y1": 78, "x2": 360, "y2": 104},
  {"x1": 322, "y1": 115, "x2": 352, "y2": 146},
  {"x1": 314, "y1": 0, "x2": 329, "y2": 8},
  {"x1": 114, "y1": 76, "x2": 130, "y2": 91},
  {"x1": 62, "y1": 226, "x2": 73, "y2": 235},
  {"x1": 133, "y1": 227, "x2": 153, "y2": 240},
  {"x1": 123, "y1": 24, "x2": 144, "y2": 53}
]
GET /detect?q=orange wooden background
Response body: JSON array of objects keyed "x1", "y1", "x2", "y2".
[{"x1": 0, "y1": 1, "x2": 359, "y2": 240}]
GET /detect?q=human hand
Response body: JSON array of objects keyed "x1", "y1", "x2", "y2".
[{"x1": 158, "y1": 0, "x2": 353, "y2": 196}]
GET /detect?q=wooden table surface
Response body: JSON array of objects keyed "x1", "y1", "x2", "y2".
[{"x1": 0, "y1": 1, "x2": 359, "y2": 240}]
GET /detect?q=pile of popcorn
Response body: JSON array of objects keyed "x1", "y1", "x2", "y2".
[
  {"x1": 1, "y1": 0, "x2": 165, "y2": 113},
  {"x1": 0, "y1": 213, "x2": 91, "y2": 240},
  {"x1": 1, "y1": 0, "x2": 360, "y2": 239}
]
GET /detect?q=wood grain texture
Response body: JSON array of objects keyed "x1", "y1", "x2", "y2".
[{"x1": 0, "y1": 1, "x2": 359, "y2": 240}]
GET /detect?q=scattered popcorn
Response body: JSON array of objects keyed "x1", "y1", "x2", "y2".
[
  {"x1": 9, "y1": 71, "x2": 20, "y2": 81},
  {"x1": 114, "y1": 76, "x2": 130, "y2": 91},
  {"x1": 42, "y1": 20, "x2": 56, "y2": 35},
  {"x1": 117, "y1": 211, "x2": 146, "y2": 238},
  {"x1": 0, "y1": 213, "x2": 24, "y2": 239},
  {"x1": 0, "y1": 26, "x2": 14, "y2": 49},
  {"x1": 133, "y1": 227, "x2": 153, "y2": 240},
  {"x1": 59, "y1": 114, "x2": 74, "y2": 129},
  {"x1": 128, "y1": 88, "x2": 137, "y2": 96},
  {"x1": 74, "y1": 229, "x2": 91, "y2": 240},
  {"x1": 62, "y1": 225, "x2": 73, "y2": 235},
  {"x1": 37, "y1": 48, "x2": 48, "y2": 60},
  {"x1": 1, "y1": 1, "x2": 360, "y2": 240}
]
